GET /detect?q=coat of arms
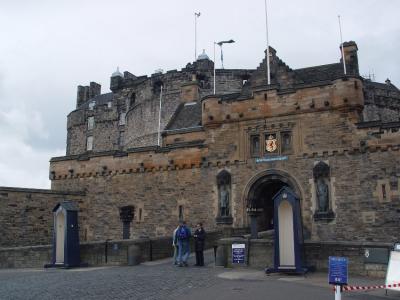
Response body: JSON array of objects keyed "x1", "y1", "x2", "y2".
[{"x1": 266, "y1": 134, "x2": 277, "y2": 152}]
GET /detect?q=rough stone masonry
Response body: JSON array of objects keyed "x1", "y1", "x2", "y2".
[{"x1": 1, "y1": 41, "x2": 399, "y2": 251}]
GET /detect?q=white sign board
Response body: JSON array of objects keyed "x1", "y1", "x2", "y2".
[{"x1": 386, "y1": 251, "x2": 400, "y2": 291}]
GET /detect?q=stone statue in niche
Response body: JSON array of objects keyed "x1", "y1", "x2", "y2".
[
  {"x1": 316, "y1": 177, "x2": 329, "y2": 212},
  {"x1": 216, "y1": 170, "x2": 233, "y2": 224},
  {"x1": 313, "y1": 161, "x2": 335, "y2": 221},
  {"x1": 219, "y1": 185, "x2": 230, "y2": 216}
]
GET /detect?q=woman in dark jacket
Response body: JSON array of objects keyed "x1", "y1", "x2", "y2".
[{"x1": 194, "y1": 223, "x2": 206, "y2": 266}]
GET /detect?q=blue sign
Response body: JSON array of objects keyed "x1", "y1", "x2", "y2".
[
  {"x1": 255, "y1": 156, "x2": 288, "y2": 163},
  {"x1": 232, "y1": 244, "x2": 245, "y2": 264},
  {"x1": 329, "y1": 256, "x2": 348, "y2": 285}
]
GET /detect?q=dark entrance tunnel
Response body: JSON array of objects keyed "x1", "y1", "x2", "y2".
[{"x1": 251, "y1": 179, "x2": 289, "y2": 231}]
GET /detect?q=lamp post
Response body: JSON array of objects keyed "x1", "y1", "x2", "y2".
[{"x1": 213, "y1": 39, "x2": 235, "y2": 94}]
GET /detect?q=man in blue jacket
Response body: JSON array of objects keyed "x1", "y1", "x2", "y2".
[{"x1": 176, "y1": 221, "x2": 191, "y2": 267}]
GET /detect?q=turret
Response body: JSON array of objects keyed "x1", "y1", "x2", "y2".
[{"x1": 110, "y1": 67, "x2": 124, "y2": 92}]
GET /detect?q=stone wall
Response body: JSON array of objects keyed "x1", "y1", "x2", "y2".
[
  {"x1": 218, "y1": 238, "x2": 391, "y2": 278},
  {"x1": 0, "y1": 187, "x2": 85, "y2": 247},
  {"x1": 0, "y1": 231, "x2": 223, "y2": 269},
  {"x1": 67, "y1": 63, "x2": 249, "y2": 155}
]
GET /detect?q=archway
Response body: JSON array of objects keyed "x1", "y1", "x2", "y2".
[{"x1": 243, "y1": 169, "x2": 302, "y2": 231}]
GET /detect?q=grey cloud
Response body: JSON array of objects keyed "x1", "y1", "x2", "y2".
[{"x1": 0, "y1": 0, "x2": 399, "y2": 188}]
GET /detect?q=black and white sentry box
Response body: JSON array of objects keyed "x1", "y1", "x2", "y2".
[
  {"x1": 385, "y1": 243, "x2": 400, "y2": 292},
  {"x1": 45, "y1": 202, "x2": 83, "y2": 268}
]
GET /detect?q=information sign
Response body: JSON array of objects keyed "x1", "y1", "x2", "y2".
[
  {"x1": 329, "y1": 256, "x2": 348, "y2": 285},
  {"x1": 232, "y1": 243, "x2": 245, "y2": 264}
]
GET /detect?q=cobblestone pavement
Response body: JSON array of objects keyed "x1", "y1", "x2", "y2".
[{"x1": 0, "y1": 251, "x2": 399, "y2": 300}]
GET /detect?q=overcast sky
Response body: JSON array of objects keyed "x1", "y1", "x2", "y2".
[{"x1": 0, "y1": 0, "x2": 399, "y2": 189}]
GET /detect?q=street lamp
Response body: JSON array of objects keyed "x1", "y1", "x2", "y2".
[{"x1": 213, "y1": 39, "x2": 235, "y2": 94}]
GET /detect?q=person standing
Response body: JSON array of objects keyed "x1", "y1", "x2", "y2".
[
  {"x1": 194, "y1": 223, "x2": 206, "y2": 266},
  {"x1": 177, "y1": 221, "x2": 191, "y2": 267},
  {"x1": 172, "y1": 224, "x2": 180, "y2": 265}
]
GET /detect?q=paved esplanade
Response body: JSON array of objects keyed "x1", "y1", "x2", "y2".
[{"x1": 0, "y1": 252, "x2": 398, "y2": 300}]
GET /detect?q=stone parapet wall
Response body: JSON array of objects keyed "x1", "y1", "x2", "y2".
[
  {"x1": 0, "y1": 231, "x2": 223, "y2": 269},
  {"x1": 217, "y1": 238, "x2": 392, "y2": 278},
  {"x1": 0, "y1": 187, "x2": 85, "y2": 247}
]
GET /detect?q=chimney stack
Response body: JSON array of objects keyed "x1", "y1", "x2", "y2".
[
  {"x1": 76, "y1": 82, "x2": 101, "y2": 108},
  {"x1": 341, "y1": 41, "x2": 359, "y2": 76}
]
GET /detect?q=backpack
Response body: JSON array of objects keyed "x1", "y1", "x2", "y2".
[{"x1": 178, "y1": 226, "x2": 188, "y2": 240}]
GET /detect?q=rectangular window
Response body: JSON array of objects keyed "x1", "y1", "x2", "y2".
[
  {"x1": 382, "y1": 184, "x2": 387, "y2": 200},
  {"x1": 178, "y1": 205, "x2": 184, "y2": 221},
  {"x1": 88, "y1": 101, "x2": 96, "y2": 110},
  {"x1": 281, "y1": 131, "x2": 292, "y2": 154},
  {"x1": 119, "y1": 112, "x2": 126, "y2": 126},
  {"x1": 86, "y1": 136, "x2": 93, "y2": 151},
  {"x1": 139, "y1": 208, "x2": 143, "y2": 221},
  {"x1": 250, "y1": 135, "x2": 260, "y2": 157},
  {"x1": 118, "y1": 131, "x2": 125, "y2": 146},
  {"x1": 87, "y1": 116, "x2": 95, "y2": 130}
]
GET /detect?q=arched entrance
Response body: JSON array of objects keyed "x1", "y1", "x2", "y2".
[{"x1": 244, "y1": 169, "x2": 302, "y2": 232}]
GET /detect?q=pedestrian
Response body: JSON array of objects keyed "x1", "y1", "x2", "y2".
[
  {"x1": 172, "y1": 224, "x2": 180, "y2": 265},
  {"x1": 176, "y1": 220, "x2": 191, "y2": 267},
  {"x1": 194, "y1": 222, "x2": 206, "y2": 266}
]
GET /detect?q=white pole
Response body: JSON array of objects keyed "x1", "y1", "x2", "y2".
[
  {"x1": 194, "y1": 12, "x2": 201, "y2": 61},
  {"x1": 195, "y1": 13, "x2": 197, "y2": 60},
  {"x1": 264, "y1": 0, "x2": 271, "y2": 85},
  {"x1": 213, "y1": 42, "x2": 216, "y2": 94},
  {"x1": 338, "y1": 15, "x2": 347, "y2": 75},
  {"x1": 157, "y1": 85, "x2": 163, "y2": 147},
  {"x1": 335, "y1": 285, "x2": 341, "y2": 300},
  {"x1": 220, "y1": 45, "x2": 224, "y2": 69}
]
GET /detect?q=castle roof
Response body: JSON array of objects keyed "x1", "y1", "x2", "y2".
[
  {"x1": 166, "y1": 102, "x2": 202, "y2": 131},
  {"x1": 78, "y1": 92, "x2": 113, "y2": 110},
  {"x1": 293, "y1": 63, "x2": 344, "y2": 84}
]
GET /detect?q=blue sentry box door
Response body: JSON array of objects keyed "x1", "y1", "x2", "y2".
[{"x1": 329, "y1": 256, "x2": 348, "y2": 285}]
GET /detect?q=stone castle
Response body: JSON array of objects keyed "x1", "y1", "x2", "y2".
[{"x1": 1, "y1": 41, "x2": 399, "y2": 250}]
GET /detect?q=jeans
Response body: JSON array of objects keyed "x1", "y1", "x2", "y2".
[
  {"x1": 177, "y1": 239, "x2": 190, "y2": 264},
  {"x1": 173, "y1": 245, "x2": 179, "y2": 264}
]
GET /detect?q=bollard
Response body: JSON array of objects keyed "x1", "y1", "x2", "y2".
[
  {"x1": 128, "y1": 245, "x2": 141, "y2": 266},
  {"x1": 215, "y1": 245, "x2": 227, "y2": 267}
]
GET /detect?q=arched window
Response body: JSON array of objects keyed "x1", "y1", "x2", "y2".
[{"x1": 129, "y1": 93, "x2": 136, "y2": 107}]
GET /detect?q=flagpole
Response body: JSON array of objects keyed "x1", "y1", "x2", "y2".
[
  {"x1": 194, "y1": 12, "x2": 201, "y2": 61},
  {"x1": 157, "y1": 85, "x2": 163, "y2": 147},
  {"x1": 264, "y1": 0, "x2": 271, "y2": 85},
  {"x1": 213, "y1": 42, "x2": 216, "y2": 94},
  {"x1": 338, "y1": 15, "x2": 347, "y2": 75}
]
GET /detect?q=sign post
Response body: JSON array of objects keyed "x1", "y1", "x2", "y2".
[{"x1": 329, "y1": 256, "x2": 348, "y2": 300}]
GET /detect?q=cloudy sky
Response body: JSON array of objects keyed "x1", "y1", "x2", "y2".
[{"x1": 0, "y1": 0, "x2": 399, "y2": 189}]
